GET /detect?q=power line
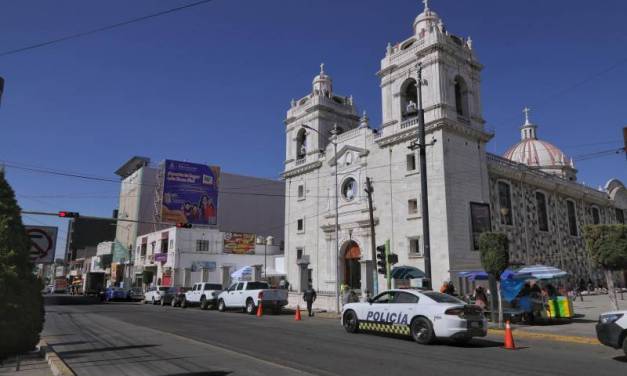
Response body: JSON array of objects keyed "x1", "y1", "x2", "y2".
[{"x1": 0, "y1": 0, "x2": 216, "y2": 58}]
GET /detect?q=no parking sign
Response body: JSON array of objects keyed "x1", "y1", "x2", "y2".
[{"x1": 25, "y1": 225, "x2": 58, "y2": 264}]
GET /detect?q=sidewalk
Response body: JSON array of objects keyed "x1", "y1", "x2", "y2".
[{"x1": 0, "y1": 352, "x2": 53, "y2": 376}]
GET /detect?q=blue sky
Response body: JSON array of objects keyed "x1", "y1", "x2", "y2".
[{"x1": 1, "y1": 0, "x2": 625, "y2": 259}]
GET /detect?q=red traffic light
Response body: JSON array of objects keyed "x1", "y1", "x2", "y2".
[
  {"x1": 176, "y1": 223, "x2": 192, "y2": 229},
  {"x1": 58, "y1": 211, "x2": 80, "y2": 218}
]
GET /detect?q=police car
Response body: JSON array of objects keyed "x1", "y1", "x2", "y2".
[
  {"x1": 341, "y1": 289, "x2": 487, "y2": 345},
  {"x1": 596, "y1": 310, "x2": 627, "y2": 356}
]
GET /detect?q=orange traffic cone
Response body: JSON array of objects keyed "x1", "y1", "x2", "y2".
[
  {"x1": 294, "y1": 305, "x2": 302, "y2": 321},
  {"x1": 256, "y1": 302, "x2": 263, "y2": 317},
  {"x1": 504, "y1": 320, "x2": 516, "y2": 350}
]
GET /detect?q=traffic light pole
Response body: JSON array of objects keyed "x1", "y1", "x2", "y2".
[
  {"x1": 365, "y1": 177, "x2": 378, "y2": 295},
  {"x1": 385, "y1": 239, "x2": 392, "y2": 290}
]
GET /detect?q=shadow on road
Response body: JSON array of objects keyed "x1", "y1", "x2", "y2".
[
  {"x1": 165, "y1": 372, "x2": 232, "y2": 376},
  {"x1": 47, "y1": 340, "x2": 90, "y2": 347},
  {"x1": 44, "y1": 295, "x2": 102, "y2": 305},
  {"x1": 612, "y1": 355, "x2": 627, "y2": 363},
  {"x1": 57, "y1": 344, "x2": 159, "y2": 358}
]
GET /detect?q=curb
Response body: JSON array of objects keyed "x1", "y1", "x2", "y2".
[
  {"x1": 40, "y1": 339, "x2": 76, "y2": 376},
  {"x1": 487, "y1": 328, "x2": 600, "y2": 345}
]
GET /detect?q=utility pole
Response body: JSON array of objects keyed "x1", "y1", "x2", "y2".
[
  {"x1": 409, "y1": 62, "x2": 433, "y2": 290},
  {"x1": 365, "y1": 177, "x2": 378, "y2": 295}
]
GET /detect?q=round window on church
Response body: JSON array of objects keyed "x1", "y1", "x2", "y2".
[{"x1": 341, "y1": 178, "x2": 357, "y2": 201}]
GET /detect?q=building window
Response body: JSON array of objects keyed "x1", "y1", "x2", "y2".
[
  {"x1": 454, "y1": 75, "x2": 469, "y2": 117},
  {"x1": 297, "y1": 218, "x2": 304, "y2": 232},
  {"x1": 409, "y1": 237, "x2": 421, "y2": 256},
  {"x1": 498, "y1": 181, "x2": 513, "y2": 226},
  {"x1": 297, "y1": 184, "x2": 305, "y2": 199},
  {"x1": 196, "y1": 240, "x2": 209, "y2": 252},
  {"x1": 140, "y1": 239, "x2": 147, "y2": 256},
  {"x1": 591, "y1": 206, "x2": 600, "y2": 225},
  {"x1": 567, "y1": 200, "x2": 578, "y2": 236},
  {"x1": 406, "y1": 153, "x2": 416, "y2": 171},
  {"x1": 408, "y1": 199, "x2": 418, "y2": 215},
  {"x1": 617, "y1": 208, "x2": 625, "y2": 224},
  {"x1": 296, "y1": 248, "x2": 303, "y2": 260},
  {"x1": 161, "y1": 233, "x2": 169, "y2": 252},
  {"x1": 341, "y1": 178, "x2": 357, "y2": 201},
  {"x1": 400, "y1": 79, "x2": 418, "y2": 119},
  {"x1": 296, "y1": 128, "x2": 307, "y2": 159},
  {"x1": 535, "y1": 192, "x2": 549, "y2": 232}
]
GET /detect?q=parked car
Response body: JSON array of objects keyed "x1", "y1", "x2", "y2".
[
  {"x1": 128, "y1": 287, "x2": 144, "y2": 301},
  {"x1": 341, "y1": 289, "x2": 487, "y2": 345},
  {"x1": 104, "y1": 287, "x2": 130, "y2": 301},
  {"x1": 183, "y1": 283, "x2": 223, "y2": 309},
  {"x1": 217, "y1": 281, "x2": 288, "y2": 315},
  {"x1": 160, "y1": 287, "x2": 190, "y2": 306},
  {"x1": 143, "y1": 286, "x2": 169, "y2": 304},
  {"x1": 596, "y1": 310, "x2": 627, "y2": 356}
]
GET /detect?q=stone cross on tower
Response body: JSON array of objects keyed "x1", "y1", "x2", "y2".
[
  {"x1": 320, "y1": 63, "x2": 325, "y2": 75},
  {"x1": 523, "y1": 106, "x2": 531, "y2": 125},
  {"x1": 423, "y1": 0, "x2": 429, "y2": 11}
]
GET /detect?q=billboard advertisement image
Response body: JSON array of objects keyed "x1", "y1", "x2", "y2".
[
  {"x1": 161, "y1": 160, "x2": 220, "y2": 225},
  {"x1": 223, "y1": 232, "x2": 256, "y2": 254}
]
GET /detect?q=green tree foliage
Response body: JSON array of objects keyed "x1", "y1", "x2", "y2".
[
  {"x1": 479, "y1": 232, "x2": 510, "y2": 276},
  {"x1": 583, "y1": 224, "x2": 627, "y2": 310},
  {"x1": 0, "y1": 171, "x2": 44, "y2": 362},
  {"x1": 479, "y1": 232, "x2": 509, "y2": 326}
]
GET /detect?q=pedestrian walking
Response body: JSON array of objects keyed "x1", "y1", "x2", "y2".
[
  {"x1": 474, "y1": 286, "x2": 488, "y2": 309},
  {"x1": 303, "y1": 284, "x2": 317, "y2": 317}
]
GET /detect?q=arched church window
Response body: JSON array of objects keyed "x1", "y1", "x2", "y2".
[
  {"x1": 454, "y1": 75, "x2": 469, "y2": 117},
  {"x1": 401, "y1": 78, "x2": 418, "y2": 119},
  {"x1": 535, "y1": 191, "x2": 549, "y2": 232},
  {"x1": 498, "y1": 181, "x2": 513, "y2": 226},
  {"x1": 296, "y1": 128, "x2": 307, "y2": 159},
  {"x1": 341, "y1": 177, "x2": 357, "y2": 201}
]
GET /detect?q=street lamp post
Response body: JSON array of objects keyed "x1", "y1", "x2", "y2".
[{"x1": 302, "y1": 123, "x2": 340, "y2": 313}]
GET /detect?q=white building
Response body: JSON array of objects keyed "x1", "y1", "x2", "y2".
[
  {"x1": 282, "y1": 3, "x2": 627, "y2": 311},
  {"x1": 112, "y1": 156, "x2": 285, "y2": 286},
  {"x1": 133, "y1": 226, "x2": 283, "y2": 288}
]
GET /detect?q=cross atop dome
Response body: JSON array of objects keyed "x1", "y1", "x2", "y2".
[
  {"x1": 320, "y1": 63, "x2": 325, "y2": 75},
  {"x1": 423, "y1": 0, "x2": 430, "y2": 11},
  {"x1": 523, "y1": 106, "x2": 532, "y2": 125}
]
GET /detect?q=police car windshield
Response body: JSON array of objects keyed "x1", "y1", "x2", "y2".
[{"x1": 422, "y1": 292, "x2": 464, "y2": 304}]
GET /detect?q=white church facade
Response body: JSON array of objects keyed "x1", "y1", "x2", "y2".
[{"x1": 281, "y1": 3, "x2": 627, "y2": 311}]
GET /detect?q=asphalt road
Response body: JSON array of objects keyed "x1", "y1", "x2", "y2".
[{"x1": 43, "y1": 297, "x2": 627, "y2": 376}]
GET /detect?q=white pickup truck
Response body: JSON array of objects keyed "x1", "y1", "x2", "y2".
[
  {"x1": 182, "y1": 282, "x2": 223, "y2": 309},
  {"x1": 217, "y1": 281, "x2": 288, "y2": 315}
]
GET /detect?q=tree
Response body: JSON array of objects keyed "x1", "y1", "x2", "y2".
[
  {"x1": 583, "y1": 224, "x2": 627, "y2": 311},
  {"x1": 0, "y1": 171, "x2": 44, "y2": 362},
  {"x1": 479, "y1": 232, "x2": 509, "y2": 327}
]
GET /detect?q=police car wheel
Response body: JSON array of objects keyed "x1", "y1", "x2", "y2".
[
  {"x1": 411, "y1": 317, "x2": 435, "y2": 345},
  {"x1": 622, "y1": 335, "x2": 627, "y2": 356},
  {"x1": 343, "y1": 310, "x2": 359, "y2": 333},
  {"x1": 218, "y1": 299, "x2": 226, "y2": 312}
]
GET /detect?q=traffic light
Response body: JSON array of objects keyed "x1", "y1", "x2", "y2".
[
  {"x1": 176, "y1": 223, "x2": 192, "y2": 229},
  {"x1": 376, "y1": 245, "x2": 387, "y2": 275},
  {"x1": 58, "y1": 211, "x2": 79, "y2": 218},
  {"x1": 387, "y1": 253, "x2": 398, "y2": 265}
]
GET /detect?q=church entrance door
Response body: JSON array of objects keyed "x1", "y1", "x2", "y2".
[{"x1": 343, "y1": 241, "x2": 361, "y2": 290}]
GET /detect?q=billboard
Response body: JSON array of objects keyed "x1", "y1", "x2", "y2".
[
  {"x1": 161, "y1": 160, "x2": 220, "y2": 226},
  {"x1": 223, "y1": 232, "x2": 256, "y2": 254},
  {"x1": 25, "y1": 225, "x2": 58, "y2": 264}
]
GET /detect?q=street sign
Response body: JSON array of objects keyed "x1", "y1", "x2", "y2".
[{"x1": 25, "y1": 225, "x2": 58, "y2": 264}]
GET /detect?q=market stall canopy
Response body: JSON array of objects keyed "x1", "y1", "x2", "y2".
[
  {"x1": 516, "y1": 265, "x2": 567, "y2": 280},
  {"x1": 391, "y1": 266, "x2": 425, "y2": 279},
  {"x1": 231, "y1": 266, "x2": 253, "y2": 281},
  {"x1": 458, "y1": 269, "x2": 531, "y2": 281}
]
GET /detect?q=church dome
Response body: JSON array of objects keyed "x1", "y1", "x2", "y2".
[
  {"x1": 312, "y1": 63, "x2": 332, "y2": 97},
  {"x1": 503, "y1": 107, "x2": 576, "y2": 180}
]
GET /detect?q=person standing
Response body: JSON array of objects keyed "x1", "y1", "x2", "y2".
[{"x1": 303, "y1": 284, "x2": 317, "y2": 317}]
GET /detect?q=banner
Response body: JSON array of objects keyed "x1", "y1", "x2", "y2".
[
  {"x1": 223, "y1": 232, "x2": 256, "y2": 254},
  {"x1": 191, "y1": 261, "x2": 216, "y2": 272},
  {"x1": 161, "y1": 160, "x2": 220, "y2": 226}
]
